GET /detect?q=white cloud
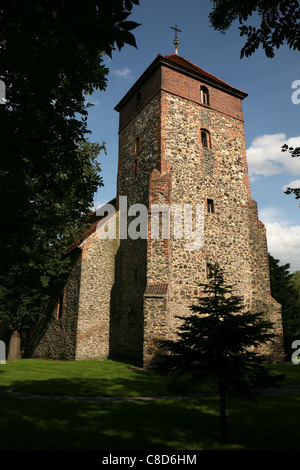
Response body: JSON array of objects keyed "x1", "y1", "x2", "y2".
[
  {"x1": 112, "y1": 67, "x2": 133, "y2": 81},
  {"x1": 282, "y1": 179, "x2": 300, "y2": 191},
  {"x1": 246, "y1": 133, "x2": 300, "y2": 179},
  {"x1": 259, "y1": 206, "x2": 284, "y2": 224},
  {"x1": 259, "y1": 206, "x2": 300, "y2": 272}
]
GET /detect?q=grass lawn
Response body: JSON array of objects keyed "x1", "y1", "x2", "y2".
[
  {"x1": 0, "y1": 358, "x2": 173, "y2": 397},
  {"x1": 0, "y1": 359, "x2": 299, "y2": 450}
]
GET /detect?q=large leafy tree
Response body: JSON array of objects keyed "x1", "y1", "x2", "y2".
[
  {"x1": 209, "y1": 2, "x2": 300, "y2": 204},
  {"x1": 209, "y1": 0, "x2": 300, "y2": 58},
  {"x1": 0, "y1": 0, "x2": 140, "y2": 356},
  {"x1": 269, "y1": 254, "x2": 300, "y2": 356},
  {"x1": 152, "y1": 264, "x2": 283, "y2": 442},
  {"x1": 281, "y1": 145, "x2": 300, "y2": 204}
]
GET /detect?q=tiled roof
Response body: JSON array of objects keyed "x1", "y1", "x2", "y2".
[
  {"x1": 163, "y1": 54, "x2": 247, "y2": 96},
  {"x1": 115, "y1": 53, "x2": 247, "y2": 112},
  {"x1": 144, "y1": 282, "x2": 169, "y2": 297},
  {"x1": 66, "y1": 198, "x2": 116, "y2": 254}
]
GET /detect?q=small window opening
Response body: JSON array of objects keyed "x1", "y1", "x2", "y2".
[
  {"x1": 135, "y1": 136, "x2": 140, "y2": 154},
  {"x1": 201, "y1": 129, "x2": 210, "y2": 148},
  {"x1": 206, "y1": 263, "x2": 213, "y2": 279},
  {"x1": 57, "y1": 291, "x2": 64, "y2": 320},
  {"x1": 201, "y1": 86, "x2": 209, "y2": 106},
  {"x1": 207, "y1": 199, "x2": 215, "y2": 213}
]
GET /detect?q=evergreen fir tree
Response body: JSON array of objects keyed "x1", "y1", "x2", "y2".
[{"x1": 152, "y1": 263, "x2": 284, "y2": 441}]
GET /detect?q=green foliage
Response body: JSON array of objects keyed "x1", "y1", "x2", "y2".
[
  {"x1": 269, "y1": 254, "x2": 300, "y2": 355},
  {"x1": 152, "y1": 263, "x2": 284, "y2": 441},
  {"x1": 209, "y1": 0, "x2": 300, "y2": 58},
  {"x1": 0, "y1": 358, "x2": 298, "y2": 397},
  {"x1": 0, "y1": 1, "x2": 140, "y2": 337},
  {"x1": 0, "y1": 360, "x2": 297, "y2": 450},
  {"x1": 281, "y1": 145, "x2": 300, "y2": 203},
  {"x1": 0, "y1": 140, "x2": 104, "y2": 333},
  {"x1": 290, "y1": 271, "x2": 300, "y2": 306},
  {"x1": 154, "y1": 264, "x2": 282, "y2": 396}
]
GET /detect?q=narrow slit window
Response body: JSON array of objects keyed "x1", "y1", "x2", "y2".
[
  {"x1": 201, "y1": 86, "x2": 209, "y2": 106},
  {"x1": 135, "y1": 136, "x2": 140, "y2": 154},
  {"x1": 201, "y1": 129, "x2": 210, "y2": 148},
  {"x1": 207, "y1": 199, "x2": 215, "y2": 213},
  {"x1": 56, "y1": 291, "x2": 64, "y2": 320},
  {"x1": 206, "y1": 263, "x2": 213, "y2": 279}
]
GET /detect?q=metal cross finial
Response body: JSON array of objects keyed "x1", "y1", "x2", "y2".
[{"x1": 171, "y1": 24, "x2": 181, "y2": 55}]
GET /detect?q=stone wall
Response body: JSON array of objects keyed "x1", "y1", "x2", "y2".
[
  {"x1": 29, "y1": 249, "x2": 82, "y2": 360},
  {"x1": 247, "y1": 200, "x2": 284, "y2": 360},
  {"x1": 30, "y1": 214, "x2": 120, "y2": 361},
  {"x1": 32, "y1": 55, "x2": 284, "y2": 364},
  {"x1": 75, "y1": 217, "x2": 120, "y2": 360},
  {"x1": 113, "y1": 92, "x2": 162, "y2": 364},
  {"x1": 142, "y1": 81, "x2": 284, "y2": 363}
]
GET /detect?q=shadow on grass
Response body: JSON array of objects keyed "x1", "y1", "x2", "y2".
[
  {"x1": 0, "y1": 375, "x2": 171, "y2": 398},
  {"x1": 0, "y1": 393, "x2": 233, "y2": 450},
  {"x1": 0, "y1": 390, "x2": 299, "y2": 451},
  {"x1": 0, "y1": 363, "x2": 215, "y2": 398},
  {"x1": 0, "y1": 361, "x2": 299, "y2": 450}
]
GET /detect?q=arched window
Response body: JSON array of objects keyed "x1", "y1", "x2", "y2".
[
  {"x1": 201, "y1": 129, "x2": 211, "y2": 148},
  {"x1": 201, "y1": 86, "x2": 209, "y2": 106}
]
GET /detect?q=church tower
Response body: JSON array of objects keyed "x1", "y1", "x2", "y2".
[
  {"x1": 29, "y1": 49, "x2": 284, "y2": 365},
  {"x1": 113, "y1": 53, "x2": 284, "y2": 365}
]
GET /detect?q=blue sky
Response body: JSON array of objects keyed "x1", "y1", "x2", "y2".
[{"x1": 86, "y1": 0, "x2": 300, "y2": 272}]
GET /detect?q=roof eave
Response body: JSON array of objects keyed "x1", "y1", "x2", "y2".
[
  {"x1": 114, "y1": 55, "x2": 162, "y2": 112},
  {"x1": 114, "y1": 55, "x2": 248, "y2": 112}
]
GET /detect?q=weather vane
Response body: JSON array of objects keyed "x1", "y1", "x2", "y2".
[{"x1": 171, "y1": 24, "x2": 181, "y2": 55}]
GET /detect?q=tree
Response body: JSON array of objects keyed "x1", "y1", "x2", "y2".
[
  {"x1": 152, "y1": 264, "x2": 284, "y2": 442},
  {"x1": 281, "y1": 145, "x2": 300, "y2": 204},
  {"x1": 0, "y1": 0, "x2": 140, "y2": 358},
  {"x1": 208, "y1": 2, "x2": 300, "y2": 200},
  {"x1": 0, "y1": 139, "x2": 104, "y2": 358},
  {"x1": 290, "y1": 270, "x2": 300, "y2": 306},
  {"x1": 269, "y1": 254, "x2": 300, "y2": 356},
  {"x1": 209, "y1": 0, "x2": 300, "y2": 58}
]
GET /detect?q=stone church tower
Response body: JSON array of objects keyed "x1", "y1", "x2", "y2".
[{"x1": 29, "y1": 53, "x2": 284, "y2": 365}]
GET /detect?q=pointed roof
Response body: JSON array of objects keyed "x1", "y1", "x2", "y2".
[
  {"x1": 65, "y1": 198, "x2": 116, "y2": 254},
  {"x1": 164, "y1": 54, "x2": 247, "y2": 96},
  {"x1": 115, "y1": 53, "x2": 247, "y2": 111}
]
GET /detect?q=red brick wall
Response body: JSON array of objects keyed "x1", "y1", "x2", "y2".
[
  {"x1": 161, "y1": 65, "x2": 244, "y2": 121},
  {"x1": 118, "y1": 67, "x2": 161, "y2": 131},
  {"x1": 118, "y1": 59, "x2": 245, "y2": 133}
]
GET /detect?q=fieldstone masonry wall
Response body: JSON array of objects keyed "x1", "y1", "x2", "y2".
[
  {"x1": 30, "y1": 218, "x2": 120, "y2": 361},
  {"x1": 30, "y1": 54, "x2": 284, "y2": 365},
  {"x1": 75, "y1": 224, "x2": 120, "y2": 360},
  {"x1": 29, "y1": 250, "x2": 81, "y2": 360},
  {"x1": 141, "y1": 58, "x2": 284, "y2": 364}
]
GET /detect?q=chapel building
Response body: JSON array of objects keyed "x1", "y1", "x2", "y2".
[{"x1": 29, "y1": 53, "x2": 284, "y2": 365}]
